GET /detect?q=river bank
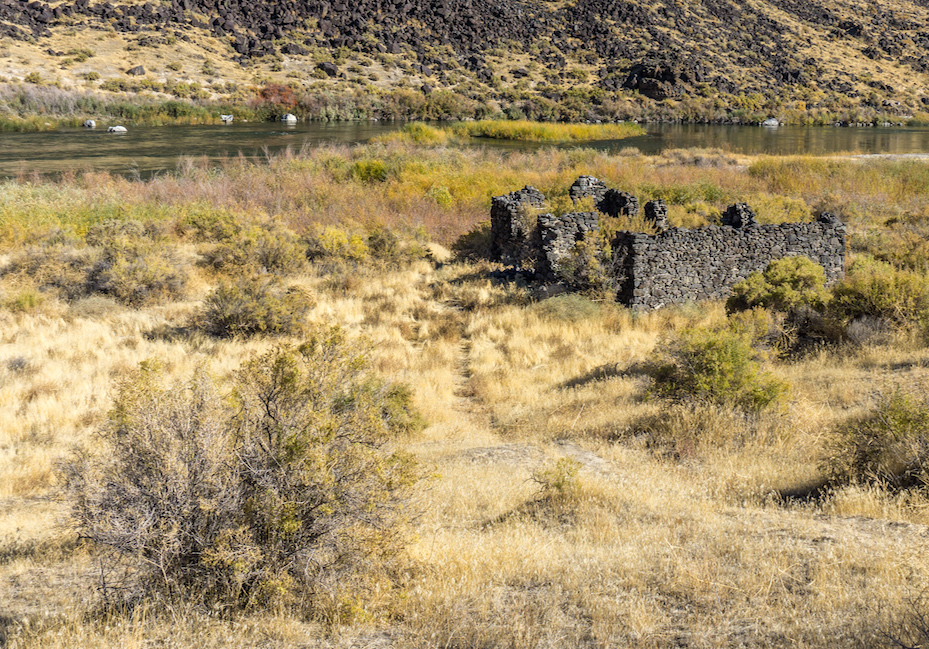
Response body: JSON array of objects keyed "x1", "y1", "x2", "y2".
[{"x1": 2, "y1": 80, "x2": 928, "y2": 134}]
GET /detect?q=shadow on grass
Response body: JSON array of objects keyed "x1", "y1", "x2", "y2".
[
  {"x1": 775, "y1": 479, "x2": 832, "y2": 504},
  {"x1": 558, "y1": 362, "x2": 650, "y2": 390}
]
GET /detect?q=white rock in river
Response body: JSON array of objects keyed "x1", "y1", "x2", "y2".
[
  {"x1": 761, "y1": 117, "x2": 780, "y2": 127},
  {"x1": 107, "y1": 125, "x2": 128, "y2": 133},
  {"x1": 280, "y1": 113, "x2": 297, "y2": 124}
]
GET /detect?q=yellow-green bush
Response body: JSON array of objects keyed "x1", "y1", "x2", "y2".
[
  {"x1": 646, "y1": 325, "x2": 789, "y2": 412},
  {"x1": 366, "y1": 225, "x2": 430, "y2": 266},
  {"x1": 531, "y1": 458, "x2": 582, "y2": 499},
  {"x1": 2, "y1": 243, "x2": 96, "y2": 301},
  {"x1": 450, "y1": 120, "x2": 644, "y2": 142},
  {"x1": 552, "y1": 232, "x2": 615, "y2": 298},
  {"x1": 372, "y1": 122, "x2": 449, "y2": 146},
  {"x1": 727, "y1": 256, "x2": 831, "y2": 314},
  {"x1": 177, "y1": 209, "x2": 241, "y2": 242},
  {"x1": 307, "y1": 226, "x2": 369, "y2": 262},
  {"x1": 2, "y1": 288, "x2": 44, "y2": 313},
  {"x1": 831, "y1": 256, "x2": 929, "y2": 329},
  {"x1": 3, "y1": 221, "x2": 188, "y2": 306},
  {"x1": 89, "y1": 248, "x2": 189, "y2": 307},
  {"x1": 350, "y1": 158, "x2": 390, "y2": 183},
  {"x1": 203, "y1": 224, "x2": 305, "y2": 274}
]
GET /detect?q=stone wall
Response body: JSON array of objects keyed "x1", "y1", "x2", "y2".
[
  {"x1": 489, "y1": 185, "x2": 545, "y2": 268},
  {"x1": 490, "y1": 177, "x2": 847, "y2": 308},
  {"x1": 612, "y1": 214, "x2": 846, "y2": 308},
  {"x1": 537, "y1": 211, "x2": 599, "y2": 280}
]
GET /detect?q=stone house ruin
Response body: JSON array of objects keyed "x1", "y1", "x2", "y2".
[{"x1": 490, "y1": 176, "x2": 846, "y2": 309}]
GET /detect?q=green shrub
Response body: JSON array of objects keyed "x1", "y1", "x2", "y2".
[
  {"x1": 646, "y1": 326, "x2": 789, "y2": 411},
  {"x1": 366, "y1": 225, "x2": 430, "y2": 267},
  {"x1": 377, "y1": 383, "x2": 428, "y2": 437},
  {"x1": 201, "y1": 276, "x2": 312, "y2": 338},
  {"x1": 727, "y1": 256, "x2": 830, "y2": 314},
  {"x1": 85, "y1": 220, "x2": 186, "y2": 306},
  {"x1": 84, "y1": 219, "x2": 153, "y2": 251},
  {"x1": 831, "y1": 256, "x2": 929, "y2": 329},
  {"x1": 551, "y1": 232, "x2": 615, "y2": 298},
  {"x1": 62, "y1": 333, "x2": 422, "y2": 614},
  {"x1": 2, "y1": 243, "x2": 96, "y2": 301},
  {"x1": 531, "y1": 458, "x2": 581, "y2": 499},
  {"x1": 4, "y1": 223, "x2": 186, "y2": 306},
  {"x1": 100, "y1": 79, "x2": 138, "y2": 93},
  {"x1": 3, "y1": 288, "x2": 44, "y2": 313},
  {"x1": 65, "y1": 48, "x2": 94, "y2": 61},
  {"x1": 177, "y1": 210, "x2": 240, "y2": 242},
  {"x1": 822, "y1": 386, "x2": 929, "y2": 489}
]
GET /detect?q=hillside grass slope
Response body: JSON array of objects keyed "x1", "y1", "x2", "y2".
[{"x1": 4, "y1": 0, "x2": 929, "y2": 125}]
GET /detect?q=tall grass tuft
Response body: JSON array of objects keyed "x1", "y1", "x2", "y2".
[{"x1": 450, "y1": 119, "x2": 645, "y2": 142}]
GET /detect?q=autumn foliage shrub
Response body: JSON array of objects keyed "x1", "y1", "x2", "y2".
[{"x1": 62, "y1": 331, "x2": 423, "y2": 615}]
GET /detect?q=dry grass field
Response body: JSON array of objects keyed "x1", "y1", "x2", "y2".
[{"x1": 3, "y1": 141, "x2": 929, "y2": 647}]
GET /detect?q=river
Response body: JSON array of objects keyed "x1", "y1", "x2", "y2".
[{"x1": 4, "y1": 122, "x2": 929, "y2": 179}]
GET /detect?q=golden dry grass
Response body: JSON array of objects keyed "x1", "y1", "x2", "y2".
[{"x1": 3, "y1": 147, "x2": 929, "y2": 647}]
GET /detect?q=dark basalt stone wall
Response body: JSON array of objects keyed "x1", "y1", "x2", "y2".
[
  {"x1": 490, "y1": 177, "x2": 846, "y2": 309},
  {"x1": 536, "y1": 211, "x2": 599, "y2": 281},
  {"x1": 612, "y1": 215, "x2": 846, "y2": 308},
  {"x1": 489, "y1": 185, "x2": 545, "y2": 268}
]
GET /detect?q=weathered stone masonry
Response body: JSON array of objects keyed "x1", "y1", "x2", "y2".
[
  {"x1": 612, "y1": 215, "x2": 845, "y2": 308},
  {"x1": 490, "y1": 178, "x2": 846, "y2": 309}
]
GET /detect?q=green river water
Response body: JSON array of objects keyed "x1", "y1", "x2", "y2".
[{"x1": 3, "y1": 122, "x2": 929, "y2": 179}]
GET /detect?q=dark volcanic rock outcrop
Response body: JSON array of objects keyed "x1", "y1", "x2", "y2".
[{"x1": 3, "y1": 0, "x2": 929, "y2": 103}]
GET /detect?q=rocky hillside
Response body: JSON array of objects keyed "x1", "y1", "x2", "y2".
[{"x1": 2, "y1": 0, "x2": 929, "y2": 122}]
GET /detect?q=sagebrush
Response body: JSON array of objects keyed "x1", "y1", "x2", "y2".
[{"x1": 62, "y1": 330, "x2": 423, "y2": 615}]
